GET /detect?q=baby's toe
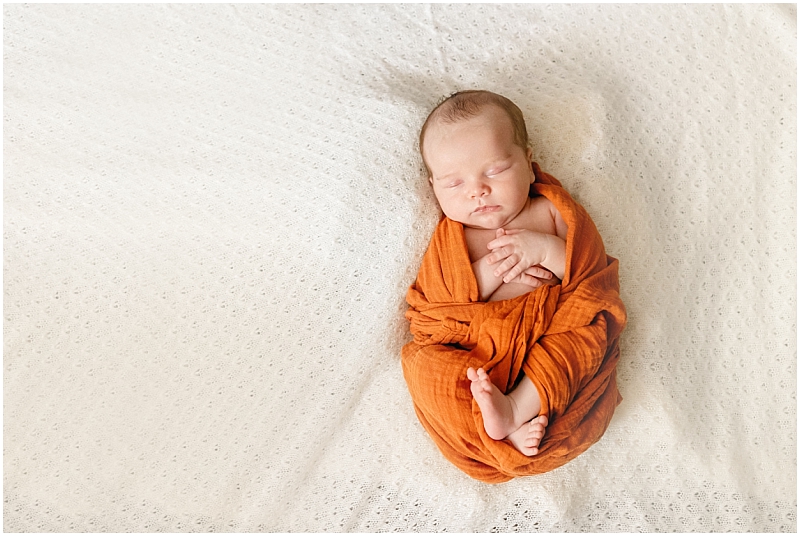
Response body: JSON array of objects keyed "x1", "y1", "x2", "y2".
[
  {"x1": 524, "y1": 436, "x2": 540, "y2": 448},
  {"x1": 478, "y1": 378, "x2": 494, "y2": 392},
  {"x1": 526, "y1": 420, "x2": 546, "y2": 445}
]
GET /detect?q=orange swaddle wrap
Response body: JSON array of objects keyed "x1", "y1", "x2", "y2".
[{"x1": 402, "y1": 164, "x2": 627, "y2": 483}]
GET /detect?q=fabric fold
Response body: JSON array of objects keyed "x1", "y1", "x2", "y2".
[{"x1": 402, "y1": 164, "x2": 627, "y2": 483}]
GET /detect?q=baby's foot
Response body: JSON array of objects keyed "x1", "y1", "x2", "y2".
[
  {"x1": 507, "y1": 415, "x2": 549, "y2": 456},
  {"x1": 467, "y1": 367, "x2": 517, "y2": 440}
]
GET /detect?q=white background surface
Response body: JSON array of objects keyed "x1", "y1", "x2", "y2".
[{"x1": 4, "y1": 3, "x2": 796, "y2": 531}]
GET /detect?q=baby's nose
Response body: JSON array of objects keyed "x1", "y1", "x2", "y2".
[{"x1": 469, "y1": 179, "x2": 489, "y2": 197}]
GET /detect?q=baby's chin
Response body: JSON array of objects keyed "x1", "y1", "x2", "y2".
[
  {"x1": 467, "y1": 214, "x2": 514, "y2": 230},
  {"x1": 443, "y1": 209, "x2": 513, "y2": 230}
]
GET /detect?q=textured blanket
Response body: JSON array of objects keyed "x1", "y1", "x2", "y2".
[
  {"x1": 4, "y1": 4, "x2": 795, "y2": 532},
  {"x1": 403, "y1": 165, "x2": 626, "y2": 482}
]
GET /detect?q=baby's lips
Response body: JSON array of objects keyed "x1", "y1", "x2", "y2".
[{"x1": 472, "y1": 205, "x2": 501, "y2": 214}]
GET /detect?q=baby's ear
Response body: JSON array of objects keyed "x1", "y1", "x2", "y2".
[{"x1": 526, "y1": 148, "x2": 535, "y2": 181}]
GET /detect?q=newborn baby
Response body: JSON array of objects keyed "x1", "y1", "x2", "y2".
[{"x1": 419, "y1": 90, "x2": 568, "y2": 456}]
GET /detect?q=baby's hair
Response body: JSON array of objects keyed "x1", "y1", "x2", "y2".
[{"x1": 419, "y1": 90, "x2": 530, "y2": 176}]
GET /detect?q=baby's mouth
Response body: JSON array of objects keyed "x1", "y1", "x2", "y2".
[{"x1": 473, "y1": 205, "x2": 500, "y2": 214}]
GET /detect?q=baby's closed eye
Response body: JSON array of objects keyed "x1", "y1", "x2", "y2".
[{"x1": 486, "y1": 165, "x2": 510, "y2": 177}]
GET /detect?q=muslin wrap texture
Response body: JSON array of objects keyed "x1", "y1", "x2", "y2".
[{"x1": 403, "y1": 165, "x2": 626, "y2": 482}]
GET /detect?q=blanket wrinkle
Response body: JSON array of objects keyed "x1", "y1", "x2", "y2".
[{"x1": 402, "y1": 163, "x2": 627, "y2": 483}]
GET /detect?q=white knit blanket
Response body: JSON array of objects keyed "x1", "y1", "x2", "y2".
[{"x1": 4, "y1": 4, "x2": 796, "y2": 531}]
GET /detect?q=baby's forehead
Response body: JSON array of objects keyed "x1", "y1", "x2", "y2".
[{"x1": 426, "y1": 106, "x2": 515, "y2": 143}]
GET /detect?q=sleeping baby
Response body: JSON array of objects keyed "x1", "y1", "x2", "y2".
[
  {"x1": 403, "y1": 89, "x2": 625, "y2": 481},
  {"x1": 418, "y1": 90, "x2": 568, "y2": 456}
]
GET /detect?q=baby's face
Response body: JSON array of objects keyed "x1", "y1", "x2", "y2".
[{"x1": 423, "y1": 106, "x2": 534, "y2": 230}]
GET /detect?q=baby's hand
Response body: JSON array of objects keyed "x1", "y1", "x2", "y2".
[{"x1": 486, "y1": 228, "x2": 551, "y2": 283}]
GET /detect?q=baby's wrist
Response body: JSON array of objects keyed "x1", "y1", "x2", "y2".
[{"x1": 542, "y1": 235, "x2": 566, "y2": 279}]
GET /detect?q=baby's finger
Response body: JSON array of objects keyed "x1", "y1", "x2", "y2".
[
  {"x1": 486, "y1": 246, "x2": 511, "y2": 265},
  {"x1": 486, "y1": 235, "x2": 512, "y2": 251},
  {"x1": 504, "y1": 262, "x2": 527, "y2": 283},
  {"x1": 492, "y1": 254, "x2": 519, "y2": 279},
  {"x1": 524, "y1": 266, "x2": 553, "y2": 280},
  {"x1": 516, "y1": 272, "x2": 544, "y2": 288},
  {"x1": 497, "y1": 257, "x2": 525, "y2": 282}
]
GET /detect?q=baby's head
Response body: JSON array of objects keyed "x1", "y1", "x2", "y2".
[
  {"x1": 419, "y1": 90, "x2": 530, "y2": 176},
  {"x1": 419, "y1": 90, "x2": 536, "y2": 229}
]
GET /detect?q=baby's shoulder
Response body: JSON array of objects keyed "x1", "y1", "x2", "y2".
[
  {"x1": 516, "y1": 195, "x2": 563, "y2": 236},
  {"x1": 526, "y1": 194, "x2": 567, "y2": 239},
  {"x1": 528, "y1": 194, "x2": 557, "y2": 214},
  {"x1": 525, "y1": 195, "x2": 559, "y2": 222}
]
